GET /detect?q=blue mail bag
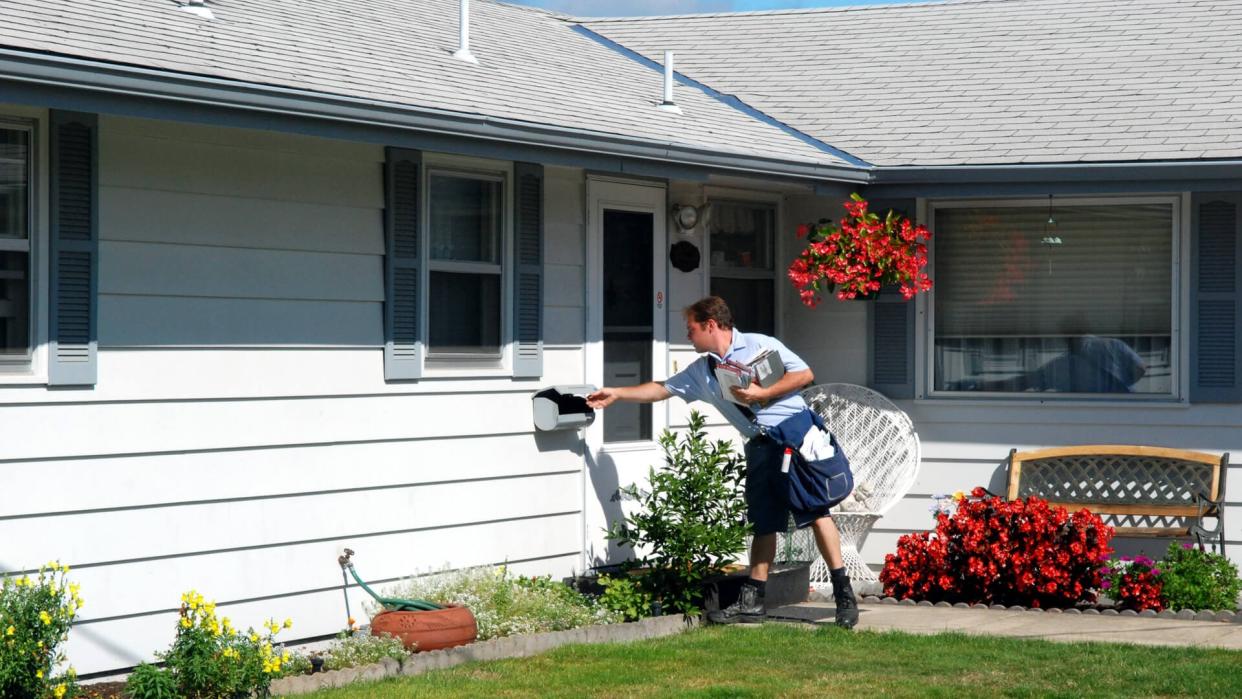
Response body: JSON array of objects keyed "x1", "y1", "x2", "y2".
[
  {"x1": 787, "y1": 431, "x2": 853, "y2": 512},
  {"x1": 766, "y1": 409, "x2": 854, "y2": 514}
]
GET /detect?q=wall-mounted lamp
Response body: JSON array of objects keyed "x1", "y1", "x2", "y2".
[{"x1": 671, "y1": 203, "x2": 707, "y2": 233}]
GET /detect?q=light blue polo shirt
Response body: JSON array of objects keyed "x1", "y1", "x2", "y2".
[{"x1": 662, "y1": 328, "x2": 811, "y2": 440}]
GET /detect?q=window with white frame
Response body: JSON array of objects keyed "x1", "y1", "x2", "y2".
[
  {"x1": 709, "y1": 201, "x2": 776, "y2": 335},
  {"x1": 426, "y1": 169, "x2": 506, "y2": 359},
  {"x1": 0, "y1": 121, "x2": 32, "y2": 369},
  {"x1": 931, "y1": 198, "x2": 1176, "y2": 397}
]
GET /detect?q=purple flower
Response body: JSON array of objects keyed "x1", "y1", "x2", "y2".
[
  {"x1": 1134, "y1": 555, "x2": 1154, "y2": 567},
  {"x1": 1101, "y1": 580, "x2": 1112, "y2": 590},
  {"x1": 1182, "y1": 542, "x2": 1194, "y2": 550},
  {"x1": 1151, "y1": 568, "x2": 1161, "y2": 576},
  {"x1": 1120, "y1": 555, "x2": 1133, "y2": 563}
]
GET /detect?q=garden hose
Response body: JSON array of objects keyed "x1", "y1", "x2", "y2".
[{"x1": 337, "y1": 549, "x2": 443, "y2": 612}]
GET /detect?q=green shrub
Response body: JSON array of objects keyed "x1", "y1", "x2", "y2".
[
  {"x1": 606, "y1": 410, "x2": 749, "y2": 615},
  {"x1": 129, "y1": 590, "x2": 293, "y2": 699},
  {"x1": 124, "y1": 663, "x2": 177, "y2": 699},
  {"x1": 0, "y1": 562, "x2": 81, "y2": 699},
  {"x1": 1159, "y1": 542, "x2": 1241, "y2": 611},
  {"x1": 381, "y1": 567, "x2": 621, "y2": 640},
  {"x1": 320, "y1": 632, "x2": 408, "y2": 672},
  {"x1": 596, "y1": 575, "x2": 653, "y2": 622}
]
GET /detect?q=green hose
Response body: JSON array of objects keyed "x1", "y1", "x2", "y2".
[{"x1": 345, "y1": 564, "x2": 442, "y2": 612}]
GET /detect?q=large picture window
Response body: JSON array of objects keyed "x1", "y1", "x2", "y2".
[
  {"x1": 709, "y1": 201, "x2": 775, "y2": 335},
  {"x1": 0, "y1": 121, "x2": 32, "y2": 367},
  {"x1": 426, "y1": 170, "x2": 505, "y2": 358},
  {"x1": 931, "y1": 198, "x2": 1176, "y2": 397}
]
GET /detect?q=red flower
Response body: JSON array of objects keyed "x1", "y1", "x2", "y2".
[
  {"x1": 879, "y1": 489, "x2": 1114, "y2": 608},
  {"x1": 789, "y1": 194, "x2": 933, "y2": 305}
]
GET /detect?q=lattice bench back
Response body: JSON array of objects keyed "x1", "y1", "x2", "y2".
[{"x1": 1006, "y1": 445, "x2": 1228, "y2": 552}]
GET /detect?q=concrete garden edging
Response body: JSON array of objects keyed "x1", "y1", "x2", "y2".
[
  {"x1": 269, "y1": 614, "x2": 700, "y2": 696},
  {"x1": 860, "y1": 595, "x2": 1242, "y2": 623}
]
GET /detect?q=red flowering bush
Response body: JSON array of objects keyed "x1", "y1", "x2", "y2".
[
  {"x1": 880, "y1": 487, "x2": 1114, "y2": 608},
  {"x1": 788, "y1": 193, "x2": 932, "y2": 305},
  {"x1": 1101, "y1": 555, "x2": 1164, "y2": 612}
]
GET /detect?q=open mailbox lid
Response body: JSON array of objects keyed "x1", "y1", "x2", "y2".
[{"x1": 531, "y1": 385, "x2": 597, "y2": 431}]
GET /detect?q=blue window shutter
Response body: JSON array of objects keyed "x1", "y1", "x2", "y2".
[
  {"x1": 868, "y1": 288, "x2": 915, "y2": 399},
  {"x1": 384, "y1": 147, "x2": 423, "y2": 380},
  {"x1": 49, "y1": 110, "x2": 98, "y2": 387},
  {"x1": 512, "y1": 162, "x2": 543, "y2": 378},
  {"x1": 866, "y1": 198, "x2": 916, "y2": 399},
  {"x1": 1191, "y1": 193, "x2": 1242, "y2": 402}
]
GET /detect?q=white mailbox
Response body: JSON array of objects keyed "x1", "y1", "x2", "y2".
[{"x1": 532, "y1": 385, "x2": 597, "y2": 432}]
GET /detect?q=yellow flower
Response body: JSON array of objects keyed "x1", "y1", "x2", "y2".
[
  {"x1": 5, "y1": 626, "x2": 13, "y2": 636},
  {"x1": 39, "y1": 611, "x2": 52, "y2": 626},
  {"x1": 180, "y1": 617, "x2": 192, "y2": 629},
  {"x1": 249, "y1": 632, "x2": 259, "y2": 643},
  {"x1": 36, "y1": 670, "x2": 43, "y2": 679},
  {"x1": 54, "y1": 684, "x2": 67, "y2": 699},
  {"x1": 283, "y1": 618, "x2": 293, "y2": 629},
  {"x1": 952, "y1": 490, "x2": 966, "y2": 502}
]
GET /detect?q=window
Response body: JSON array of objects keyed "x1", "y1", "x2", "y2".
[
  {"x1": 709, "y1": 201, "x2": 775, "y2": 335},
  {"x1": 426, "y1": 169, "x2": 505, "y2": 359},
  {"x1": 930, "y1": 198, "x2": 1177, "y2": 397},
  {"x1": 0, "y1": 121, "x2": 32, "y2": 369}
]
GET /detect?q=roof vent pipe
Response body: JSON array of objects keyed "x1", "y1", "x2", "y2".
[
  {"x1": 453, "y1": 0, "x2": 479, "y2": 64},
  {"x1": 181, "y1": 0, "x2": 214, "y2": 19},
  {"x1": 657, "y1": 51, "x2": 682, "y2": 114}
]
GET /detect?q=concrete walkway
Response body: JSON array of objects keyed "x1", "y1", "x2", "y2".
[{"x1": 772, "y1": 602, "x2": 1242, "y2": 650}]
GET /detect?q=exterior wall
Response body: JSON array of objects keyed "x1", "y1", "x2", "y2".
[
  {"x1": 777, "y1": 188, "x2": 1242, "y2": 575},
  {"x1": 0, "y1": 114, "x2": 590, "y2": 674}
]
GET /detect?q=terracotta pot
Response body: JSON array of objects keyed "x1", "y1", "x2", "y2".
[{"x1": 370, "y1": 605, "x2": 477, "y2": 652}]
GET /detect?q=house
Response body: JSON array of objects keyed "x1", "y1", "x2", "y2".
[{"x1": 0, "y1": 0, "x2": 1237, "y2": 675}]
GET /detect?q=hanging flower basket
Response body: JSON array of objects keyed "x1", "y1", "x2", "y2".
[{"x1": 788, "y1": 194, "x2": 933, "y2": 306}]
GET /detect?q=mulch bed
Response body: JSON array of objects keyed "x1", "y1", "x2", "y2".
[{"x1": 79, "y1": 681, "x2": 127, "y2": 699}]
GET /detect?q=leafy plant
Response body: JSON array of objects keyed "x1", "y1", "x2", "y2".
[
  {"x1": 606, "y1": 410, "x2": 750, "y2": 615},
  {"x1": 0, "y1": 562, "x2": 81, "y2": 699},
  {"x1": 596, "y1": 575, "x2": 653, "y2": 622},
  {"x1": 1158, "y1": 542, "x2": 1241, "y2": 611},
  {"x1": 129, "y1": 590, "x2": 293, "y2": 699},
  {"x1": 125, "y1": 663, "x2": 178, "y2": 699},
  {"x1": 381, "y1": 566, "x2": 620, "y2": 641},
  {"x1": 1101, "y1": 555, "x2": 1164, "y2": 612},
  {"x1": 880, "y1": 487, "x2": 1113, "y2": 608}
]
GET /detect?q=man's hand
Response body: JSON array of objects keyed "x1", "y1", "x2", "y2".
[
  {"x1": 729, "y1": 382, "x2": 769, "y2": 406},
  {"x1": 586, "y1": 388, "x2": 619, "y2": 409}
]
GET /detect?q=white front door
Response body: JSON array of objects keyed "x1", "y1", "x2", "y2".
[{"x1": 583, "y1": 177, "x2": 669, "y2": 568}]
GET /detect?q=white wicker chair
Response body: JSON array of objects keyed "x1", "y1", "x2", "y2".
[{"x1": 778, "y1": 383, "x2": 921, "y2": 589}]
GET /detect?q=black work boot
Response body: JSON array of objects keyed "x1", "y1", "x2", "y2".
[
  {"x1": 707, "y1": 583, "x2": 766, "y2": 625},
  {"x1": 832, "y1": 578, "x2": 859, "y2": 629}
]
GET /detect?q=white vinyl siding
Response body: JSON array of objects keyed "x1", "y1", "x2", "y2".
[{"x1": 0, "y1": 117, "x2": 586, "y2": 675}]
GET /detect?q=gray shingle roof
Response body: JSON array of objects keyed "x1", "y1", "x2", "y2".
[
  {"x1": 585, "y1": 0, "x2": 1242, "y2": 166},
  {"x1": 0, "y1": 0, "x2": 854, "y2": 170}
]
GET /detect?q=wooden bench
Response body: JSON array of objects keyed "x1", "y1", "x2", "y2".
[{"x1": 1007, "y1": 445, "x2": 1228, "y2": 553}]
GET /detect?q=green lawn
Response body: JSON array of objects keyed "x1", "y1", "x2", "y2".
[{"x1": 292, "y1": 624, "x2": 1242, "y2": 698}]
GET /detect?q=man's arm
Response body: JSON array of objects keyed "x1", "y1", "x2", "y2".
[
  {"x1": 586, "y1": 382, "x2": 673, "y2": 409},
  {"x1": 730, "y1": 368, "x2": 814, "y2": 405}
]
